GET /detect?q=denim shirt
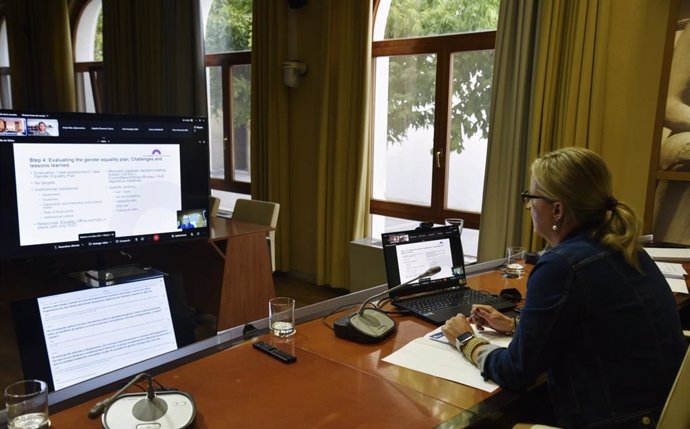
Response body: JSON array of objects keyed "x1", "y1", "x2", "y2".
[{"x1": 482, "y1": 232, "x2": 686, "y2": 428}]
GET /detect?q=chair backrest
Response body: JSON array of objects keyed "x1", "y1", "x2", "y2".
[
  {"x1": 209, "y1": 195, "x2": 221, "y2": 218},
  {"x1": 231, "y1": 199, "x2": 280, "y2": 271},
  {"x1": 657, "y1": 339, "x2": 690, "y2": 429},
  {"x1": 231, "y1": 199, "x2": 279, "y2": 228}
]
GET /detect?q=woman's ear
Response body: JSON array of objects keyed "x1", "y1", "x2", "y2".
[{"x1": 552, "y1": 201, "x2": 564, "y2": 221}]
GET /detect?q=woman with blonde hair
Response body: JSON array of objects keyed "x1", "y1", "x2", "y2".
[{"x1": 443, "y1": 147, "x2": 685, "y2": 428}]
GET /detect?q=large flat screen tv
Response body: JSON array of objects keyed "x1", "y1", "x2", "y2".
[{"x1": 0, "y1": 110, "x2": 210, "y2": 259}]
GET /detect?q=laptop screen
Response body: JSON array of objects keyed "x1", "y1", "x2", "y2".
[
  {"x1": 11, "y1": 276, "x2": 187, "y2": 391},
  {"x1": 381, "y1": 225, "x2": 467, "y2": 296}
]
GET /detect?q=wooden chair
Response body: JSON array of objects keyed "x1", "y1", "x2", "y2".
[
  {"x1": 208, "y1": 195, "x2": 221, "y2": 218},
  {"x1": 231, "y1": 199, "x2": 280, "y2": 271},
  {"x1": 657, "y1": 330, "x2": 690, "y2": 429}
]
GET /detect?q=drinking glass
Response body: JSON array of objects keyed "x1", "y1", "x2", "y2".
[
  {"x1": 445, "y1": 218, "x2": 464, "y2": 235},
  {"x1": 269, "y1": 297, "x2": 295, "y2": 337},
  {"x1": 4, "y1": 379, "x2": 50, "y2": 429},
  {"x1": 505, "y1": 246, "x2": 527, "y2": 276}
]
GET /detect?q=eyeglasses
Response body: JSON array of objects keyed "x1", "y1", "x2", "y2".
[{"x1": 520, "y1": 191, "x2": 554, "y2": 208}]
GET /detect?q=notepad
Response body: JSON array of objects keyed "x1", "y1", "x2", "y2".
[{"x1": 644, "y1": 247, "x2": 690, "y2": 262}]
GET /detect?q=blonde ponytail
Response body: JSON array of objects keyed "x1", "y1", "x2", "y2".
[{"x1": 599, "y1": 201, "x2": 642, "y2": 270}]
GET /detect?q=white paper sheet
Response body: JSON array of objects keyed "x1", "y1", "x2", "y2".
[
  {"x1": 382, "y1": 326, "x2": 511, "y2": 393},
  {"x1": 666, "y1": 277, "x2": 689, "y2": 294},
  {"x1": 656, "y1": 261, "x2": 688, "y2": 279},
  {"x1": 645, "y1": 247, "x2": 690, "y2": 262}
]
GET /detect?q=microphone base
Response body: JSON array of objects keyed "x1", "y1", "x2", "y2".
[
  {"x1": 103, "y1": 391, "x2": 195, "y2": 429},
  {"x1": 334, "y1": 308, "x2": 396, "y2": 343}
]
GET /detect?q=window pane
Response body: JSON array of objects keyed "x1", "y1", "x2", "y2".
[
  {"x1": 0, "y1": 73, "x2": 11, "y2": 109},
  {"x1": 0, "y1": 19, "x2": 9, "y2": 66},
  {"x1": 74, "y1": 0, "x2": 102, "y2": 62},
  {"x1": 204, "y1": 0, "x2": 252, "y2": 54},
  {"x1": 374, "y1": 0, "x2": 500, "y2": 41},
  {"x1": 207, "y1": 66, "x2": 225, "y2": 180},
  {"x1": 371, "y1": 214, "x2": 424, "y2": 238},
  {"x1": 75, "y1": 71, "x2": 97, "y2": 113},
  {"x1": 446, "y1": 49, "x2": 494, "y2": 213},
  {"x1": 372, "y1": 55, "x2": 436, "y2": 206},
  {"x1": 231, "y1": 65, "x2": 251, "y2": 183}
]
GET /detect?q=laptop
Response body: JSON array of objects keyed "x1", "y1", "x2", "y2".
[{"x1": 381, "y1": 225, "x2": 515, "y2": 325}]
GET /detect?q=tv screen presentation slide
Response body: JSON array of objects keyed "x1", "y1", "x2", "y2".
[
  {"x1": 36, "y1": 277, "x2": 177, "y2": 391},
  {"x1": 12, "y1": 143, "x2": 182, "y2": 247}
]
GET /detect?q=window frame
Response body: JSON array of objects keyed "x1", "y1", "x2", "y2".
[
  {"x1": 70, "y1": 0, "x2": 252, "y2": 196},
  {"x1": 370, "y1": 25, "x2": 496, "y2": 230},
  {"x1": 0, "y1": 16, "x2": 11, "y2": 109},
  {"x1": 205, "y1": 51, "x2": 251, "y2": 195}
]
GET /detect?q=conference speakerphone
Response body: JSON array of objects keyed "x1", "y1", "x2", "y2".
[{"x1": 102, "y1": 391, "x2": 195, "y2": 429}]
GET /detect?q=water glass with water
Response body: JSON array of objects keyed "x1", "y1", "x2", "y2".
[
  {"x1": 4, "y1": 379, "x2": 50, "y2": 429},
  {"x1": 269, "y1": 297, "x2": 295, "y2": 337},
  {"x1": 505, "y1": 246, "x2": 527, "y2": 276}
]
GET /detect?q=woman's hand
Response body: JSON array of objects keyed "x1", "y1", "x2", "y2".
[
  {"x1": 469, "y1": 304, "x2": 515, "y2": 333},
  {"x1": 442, "y1": 314, "x2": 473, "y2": 345}
]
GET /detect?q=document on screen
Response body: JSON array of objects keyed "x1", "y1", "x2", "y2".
[
  {"x1": 395, "y1": 239, "x2": 454, "y2": 283},
  {"x1": 12, "y1": 143, "x2": 182, "y2": 246},
  {"x1": 37, "y1": 277, "x2": 177, "y2": 390}
]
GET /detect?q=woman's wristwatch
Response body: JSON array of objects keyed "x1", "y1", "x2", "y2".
[
  {"x1": 455, "y1": 332, "x2": 474, "y2": 351},
  {"x1": 456, "y1": 331, "x2": 489, "y2": 364}
]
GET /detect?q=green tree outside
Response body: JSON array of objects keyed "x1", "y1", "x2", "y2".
[
  {"x1": 383, "y1": 0, "x2": 499, "y2": 154},
  {"x1": 202, "y1": 0, "x2": 498, "y2": 158},
  {"x1": 205, "y1": 0, "x2": 252, "y2": 127}
]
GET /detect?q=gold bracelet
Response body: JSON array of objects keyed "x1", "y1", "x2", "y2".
[{"x1": 462, "y1": 337, "x2": 489, "y2": 363}]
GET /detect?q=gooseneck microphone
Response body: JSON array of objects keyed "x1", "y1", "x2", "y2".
[
  {"x1": 334, "y1": 266, "x2": 441, "y2": 343},
  {"x1": 356, "y1": 265, "x2": 441, "y2": 315},
  {"x1": 88, "y1": 372, "x2": 151, "y2": 419}
]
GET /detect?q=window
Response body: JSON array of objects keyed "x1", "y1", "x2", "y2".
[
  {"x1": 73, "y1": 0, "x2": 102, "y2": 113},
  {"x1": 202, "y1": 0, "x2": 252, "y2": 198},
  {"x1": 0, "y1": 18, "x2": 11, "y2": 109},
  {"x1": 371, "y1": 0, "x2": 499, "y2": 258},
  {"x1": 71, "y1": 0, "x2": 252, "y2": 205}
]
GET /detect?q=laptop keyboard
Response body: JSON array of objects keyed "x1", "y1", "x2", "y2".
[{"x1": 399, "y1": 288, "x2": 507, "y2": 314}]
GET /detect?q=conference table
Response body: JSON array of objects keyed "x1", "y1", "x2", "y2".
[
  {"x1": 48, "y1": 260, "x2": 690, "y2": 428},
  {"x1": 47, "y1": 265, "x2": 532, "y2": 428}
]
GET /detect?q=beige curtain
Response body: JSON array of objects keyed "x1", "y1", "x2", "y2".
[
  {"x1": 251, "y1": 0, "x2": 371, "y2": 285},
  {"x1": 522, "y1": 0, "x2": 611, "y2": 249},
  {"x1": 481, "y1": 0, "x2": 670, "y2": 258},
  {"x1": 6, "y1": 0, "x2": 76, "y2": 111},
  {"x1": 101, "y1": 0, "x2": 206, "y2": 116},
  {"x1": 250, "y1": 1, "x2": 292, "y2": 271},
  {"x1": 314, "y1": 0, "x2": 372, "y2": 287},
  {"x1": 478, "y1": 0, "x2": 540, "y2": 261}
]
